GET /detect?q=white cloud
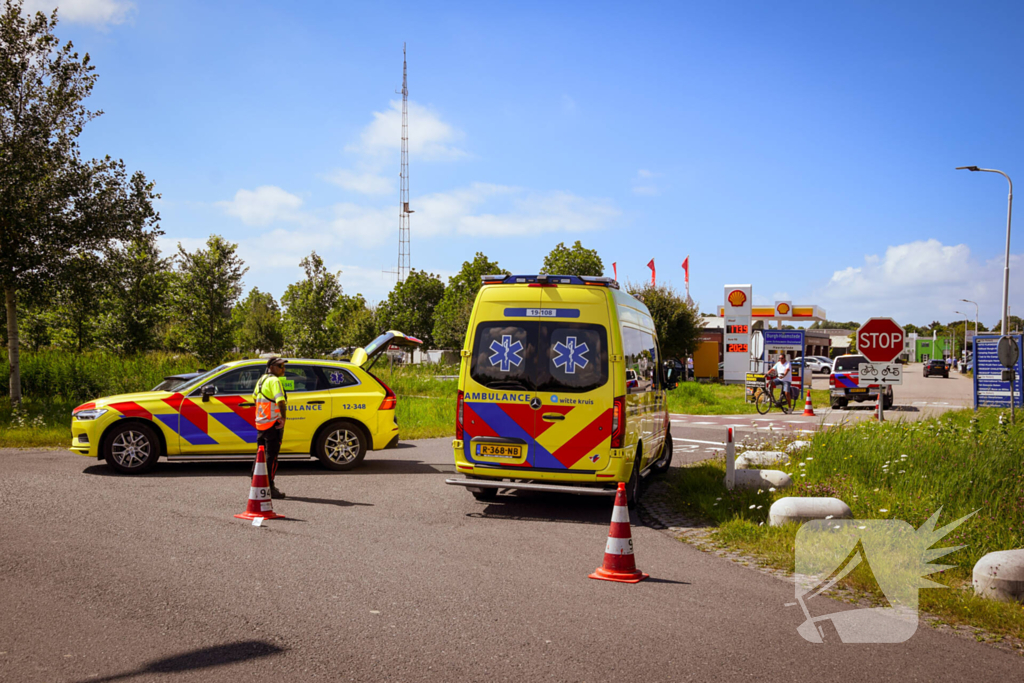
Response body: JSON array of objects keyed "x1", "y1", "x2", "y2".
[
  {"x1": 346, "y1": 100, "x2": 466, "y2": 161},
  {"x1": 156, "y1": 235, "x2": 208, "y2": 258},
  {"x1": 24, "y1": 0, "x2": 133, "y2": 26},
  {"x1": 216, "y1": 186, "x2": 308, "y2": 227},
  {"x1": 631, "y1": 169, "x2": 660, "y2": 196},
  {"x1": 816, "y1": 238, "x2": 1024, "y2": 324},
  {"x1": 324, "y1": 168, "x2": 394, "y2": 195}
]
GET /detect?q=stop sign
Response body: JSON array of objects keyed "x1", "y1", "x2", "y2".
[{"x1": 857, "y1": 317, "x2": 905, "y2": 362}]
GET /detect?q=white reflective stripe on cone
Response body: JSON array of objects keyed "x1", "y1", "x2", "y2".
[
  {"x1": 604, "y1": 537, "x2": 634, "y2": 555},
  {"x1": 253, "y1": 461, "x2": 267, "y2": 476},
  {"x1": 611, "y1": 505, "x2": 630, "y2": 524},
  {"x1": 249, "y1": 487, "x2": 269, "y2": 501}
]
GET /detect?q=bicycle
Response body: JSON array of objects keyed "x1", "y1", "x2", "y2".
[{"x1": 755, "y1": 371, "x2": 793, "y2": 415}]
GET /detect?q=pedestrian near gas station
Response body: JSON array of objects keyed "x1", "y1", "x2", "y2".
[{"x1": 253, "y1": 357, "x2": 288, "y2": 499}]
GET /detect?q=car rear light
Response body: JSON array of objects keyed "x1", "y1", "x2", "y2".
[
  {"x1": 611, "y1": 395, "x2": 626, "y2": 448},
  {"x1": 828, "y1": 375, "x2": 835, "y2": 387},
  {"x1": 456, "y1": 390, "x2": 465, "y2": 440},
  {"x1": 371, "y1": 372, "x2": 397, "y2": 410}
]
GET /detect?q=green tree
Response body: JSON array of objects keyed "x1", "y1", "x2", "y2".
[
  {"x1": 171, "y1": 235, "x2": 247, "y2": 364},
  {"x1": 992, "y1": 317, "x2": 1024, "y2": 334},
  {"x1": 432, "y1": 253, "x2": 508, "y2": 349},
  {"x1": 1, "y1": 2, "x2": 160, "y2": 401},
  {"x1": 376, "y1": 270, "x2": 445, "y2": 348},
  {"x1": 626, "y1": 282, "x2": 703, "y2": 360},
  {"x1": 232, "y1": 287, "x2": 284, "y2": 355},
  {"x1": 540, "y1": 240, "x2": 604, "y2": 277},
  {"x1": 97, "y1": 233, "x2": 171, "y2": 354},
  {"x1": 48, "y1": 252, "x2": 104, "y2": 352},
  {"x1": 282, "y1": 251, "x2": 342, "y2": 357},
  {"x1": 328, "y1": 293, "x2": 378, "y2": 350}
]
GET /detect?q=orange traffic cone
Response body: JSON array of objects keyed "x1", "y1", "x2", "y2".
[
  {"x1": 802, "y1": 388, "x2": 816, "y2": 416},
  {"x1": 589, "y1": 482, "x2": 648, "y2": 583},
  {"x1": 235, "y1": 445, "x2": 285, "y2": 520}
]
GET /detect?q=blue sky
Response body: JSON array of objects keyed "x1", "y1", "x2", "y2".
[{"x1": 37, "y1": 0, "x2": 1024, "y2": 328}]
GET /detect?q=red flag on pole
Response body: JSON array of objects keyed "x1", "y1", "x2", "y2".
[
  {"x1": 612, "y1": 262, "x2": 617, "y2": 281},
  {"x1": 647, "y1": 259, "x2": 655, "y2": 286},
  {"x1": 682, "y1": 256, "x2": 689, "y2": 285}
]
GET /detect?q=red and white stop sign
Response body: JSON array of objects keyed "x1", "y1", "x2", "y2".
[{"x1": 857, "y1": 317, "x2": 905, "y2": 363}]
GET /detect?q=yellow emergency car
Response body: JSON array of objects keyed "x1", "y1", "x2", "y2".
[
  {"x1": 69, "y1": 332, "x2": 421, "y2": 474},
  {"x1": 446, "y1": 274, "x2": 671, "y2": 506}
]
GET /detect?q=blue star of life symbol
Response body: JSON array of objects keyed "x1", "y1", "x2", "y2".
[
  {"x1": 552, "y1": 336, "x2": 589, "y2": 374},
  {"x1": 489, "y1": 335, "x2": 524, "y2": 372}
]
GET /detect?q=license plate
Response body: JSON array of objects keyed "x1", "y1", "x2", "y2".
[
  {"x1": 850, "y1": 388, "x2": 868, "y2": 393},
  {"x1": 477, "y1": 444, "x2": 523, "y2": 459}
]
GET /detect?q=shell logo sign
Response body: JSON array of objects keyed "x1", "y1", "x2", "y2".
[
  {"x1": 727, "y1": 290, "x2": 747, "y2": 307},
  {"x1": 776, "y1": 302, "x2": 791, "y2": 316}
]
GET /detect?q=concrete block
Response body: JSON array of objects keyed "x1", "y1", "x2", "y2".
[
  {"x1": 786, "y1": 441, "x2": 812, "y2": 453},
  {"x1": 728, "y1": 469, "x2": 793, "y2": 491},
  {"x1": 735, "y1": 450, "x2": 789, "y2": 469},
  {"x1": 973, "y1": 550, "x2": 1024, "y2": 604},
  {"x1": 769, "y1": 497, "x2": 852, "y2": 526}
]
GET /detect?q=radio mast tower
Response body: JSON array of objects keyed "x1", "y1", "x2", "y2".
[{"x1": 397, "y1": 43, "x2": 413, "y2": 282}]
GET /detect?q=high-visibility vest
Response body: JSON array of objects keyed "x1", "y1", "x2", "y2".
[{"x1": 254, "y1": 374, "x2": 286, "y2": 430}]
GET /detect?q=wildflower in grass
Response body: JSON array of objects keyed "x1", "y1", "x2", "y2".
[
  {"x1": 879, "y1": 508, "x2": 888, "y2": 512},
  {"x1": 716, "y1": 497, "x2": 722, "y2": 501},
  {"x1": 768, "y1": 487, "x2": 776, "y2": 492},
  {"x1": 874, "y1": 488, "x2": 879, "y2": 492},
  {"x1": 801, "y1": 473, "x2": 806, "y2": 477},
  {"x1": 759, "y1": 522, "x2": 764, "y2": 527},
  {"x1": 833, "y1": 525, "x2": 840, "y2": 529},
  {"x1": 858, "y1": 525, "x2": 866, "y2": 530},
  {"x1": 825, "y1": 515, "x2": 834, "y2": 520},
  {"x1": 749, "y1": 505, "x2": 756, "y2": 509},
  {"x1": 898, "y1": 470, "x2": 905, "y2": 474}
]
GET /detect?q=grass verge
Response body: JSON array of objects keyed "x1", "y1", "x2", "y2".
[
  {"x1": 666, "y1": 381, "x2": 830, "y2": 415},
  {"x1": 662, "y1": 408, "x2": 1024, "y2": 642}
]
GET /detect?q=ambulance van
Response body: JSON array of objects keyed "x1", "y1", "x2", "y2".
[{"x1": 445, "y1": 274, "x2": 672, "y2": 506}]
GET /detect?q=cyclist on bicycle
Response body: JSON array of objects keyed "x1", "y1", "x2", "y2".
[{"x1": 772, "y1": 353, "x2": 792, "y2": 406}]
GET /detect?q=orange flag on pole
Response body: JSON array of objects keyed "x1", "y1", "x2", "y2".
[
  {"x1": 647, "y1": 259, "x2": 655, "y2": 286},
  {"x1": 612, "y1": 262, "x2": 617, "y2": 281},
  {"x1": 682, "y1": 256, "x2": 689, "y2": 285}
]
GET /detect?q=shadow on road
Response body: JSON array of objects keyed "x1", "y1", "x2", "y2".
[
  {"x1": 82, "y1": 458, "x2": 450, "y2": 478},
  {"x1": 467, "y1": 491, "x2": 614, "y2": 526},
  {"x1": 76, "y1": 639, "x2": 285, "y2": 683},
  {"x1": 287, "y1": 495, "x2": 374, "y2": 508}
]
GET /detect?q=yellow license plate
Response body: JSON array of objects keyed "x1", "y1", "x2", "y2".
[
  {"x1": 850, "y1": 388, "x2": 868, "y2": 393},
  {"x1": 477, "y1": 444, "x2": 523, "y2": 458}
]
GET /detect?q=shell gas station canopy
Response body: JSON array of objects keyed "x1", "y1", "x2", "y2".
[{"x1": 715, "y1": 303, "x2": 828, "y2": 322}]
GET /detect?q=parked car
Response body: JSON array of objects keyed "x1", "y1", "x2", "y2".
[
  {"x1": 663, "y1": 358, "x2": 685, "y2": 389},
  {"x1": 923, "y1": 359, "x2": 949, "y2": 378},
  {"x1": 795, "y1": 356, "x2": 832, "y2": 374},
  {"x1": 151, "y1": 372, "x2": 203, "y2": 392}
]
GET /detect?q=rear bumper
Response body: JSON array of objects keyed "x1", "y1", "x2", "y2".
[
  {"x1": 452, "y1": 439, "x2": 633, "y2": 483},
  {"x1": 445, "y1": 478, "x2": 617, "y2": 496}
]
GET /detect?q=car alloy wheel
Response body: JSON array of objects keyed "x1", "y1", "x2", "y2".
[
  {"x1": 110, "y1": 429, "x2": 152, "y2": 469},
  {"x1": 324, "y1": 428, "x2": 361, "y2": 465}
]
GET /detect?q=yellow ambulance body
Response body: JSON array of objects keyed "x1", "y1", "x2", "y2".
[{"x1": 447, "y1": 274, "x2": 672, "y2": 505}]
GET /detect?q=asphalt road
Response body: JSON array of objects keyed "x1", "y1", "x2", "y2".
[
  {"x1": 2, "y1": 435, "x2": 1020, "y2": 682},
  {"x1": 670, "y1": 363, "x2": 975, "y2": 457}
]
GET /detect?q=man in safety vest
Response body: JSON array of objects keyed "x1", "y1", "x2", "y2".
[{"x1": 253, "y1": 357, "x2": 288, "y2": 498}]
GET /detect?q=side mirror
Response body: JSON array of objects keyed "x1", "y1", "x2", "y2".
[{"x1": 201, "y1": 385, "x2": 218, "y2": 402}]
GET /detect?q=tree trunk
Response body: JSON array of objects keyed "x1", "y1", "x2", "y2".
[{"x1": 5, "y1": 287, "x2": 22, "y2": 404}]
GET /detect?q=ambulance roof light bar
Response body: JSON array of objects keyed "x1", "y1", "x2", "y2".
[{"x1": 480, "y1": 274, "x2": 620, "y2": 289}]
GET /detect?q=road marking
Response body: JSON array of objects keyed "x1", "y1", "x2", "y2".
[{"x1": 675, "y1": 438, "x2": 726, "y2": 446}]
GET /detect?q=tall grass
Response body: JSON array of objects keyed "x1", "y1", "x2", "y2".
[
  {"x1": 0, "y1": 349, "x2": 203, "y2": 402},
  {"x1": 663, "y1": 408, "x2": 1024, "y2": 639}
]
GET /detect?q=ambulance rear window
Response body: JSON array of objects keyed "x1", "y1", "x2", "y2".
[{"x1": 469, "y1": 321, "x2": 608, "y2": 393}]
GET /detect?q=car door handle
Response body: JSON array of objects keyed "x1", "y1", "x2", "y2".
[
  {"x1": 306, "y1": 400, "x2": 325, "y2": 405},
  {"x1": 239, "y1": 402, "x2": 254, "y2": 407},
  {"x1": 541, "y1": 413, "x2": 565, "y2": 422}
]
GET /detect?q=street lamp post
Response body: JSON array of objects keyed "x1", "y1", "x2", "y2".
[
  {"x1": 960, "y1": 298, "x2": 978, "y2": 362},
  {"x1": 958, "y1": 166, "x2": 1015, "y2": 421},
  {"x1": 956, "y1": 310, "x2": 968, "y2": 364}
]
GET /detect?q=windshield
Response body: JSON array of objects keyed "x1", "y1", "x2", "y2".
[
  {"x1": 469, "y1": 321, "x2": 609, "y2": 393},
  {"x1": 175, "y1": 365, "x2": 229, "y2": 394},
  {"x1": 833, "y1": 356, "x2": 866, "y2": 372}
]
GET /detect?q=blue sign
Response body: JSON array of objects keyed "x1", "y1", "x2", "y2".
[
  {"x1": 763, "y1": 330, "x2": 805, "y2": 350},
  {"x1": 973, "y1": 335, "x2": 1023, "y2": 409},
  {"x1": 503, "y1": 308, "x2": 581, "y2": 318}
]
